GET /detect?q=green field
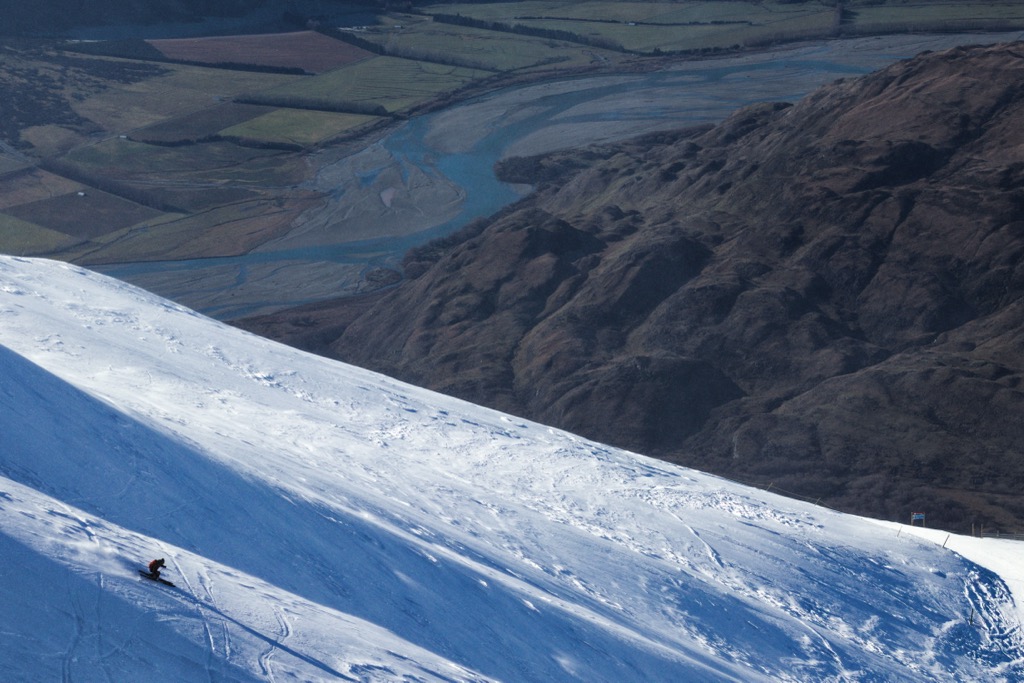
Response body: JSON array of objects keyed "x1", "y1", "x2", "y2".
[
  {"x1": 424, "y1": 0, "x2": 838, "y2": 51},
  {"x1": 131, "y1": 102, "x2": 275, "y2": 144},
  {"x1": 3, "y1": 189, "x2": 165, "y2": 240},
  {"x1": 0, "y1": 213, "x2": 74, "y2": 254},
  {"x1": 846, "y1": 0, "x2": 1024, "y2": 33},
  {"x1": 130, "y1": 100, "x2": 381, "y2": 150},
  {"x1": 63, "y1": 138, "x2": 308, "y2": 187},
  {"x1": 74, "y1": 63, "x2": 302, "y2": 134},
  {"x1": 0, "y1": 169, "x2": 84, "y2": 210},
  {"x1": 219, "y1": 109, "x2": 383, "y2": 147},
  {"x1": 422, "y1": 0, "x2": 1024, "y2": 52},
  {"x1": 248, "y1": 55, "x2": 492, "y2": 114},
  {"x1": 0, "y1": 155, "x2": 31, "y2": 176},
  {"x1": 357, "y1": 14, "x2": 618, "y2": 71},
  {"x1": 63, "y1": 191, "x2": 322, "y2": 264}
]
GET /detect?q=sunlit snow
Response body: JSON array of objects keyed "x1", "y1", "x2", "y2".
[{"x1": 1, "y1": 256, "x2": 1021, "y2": 681}]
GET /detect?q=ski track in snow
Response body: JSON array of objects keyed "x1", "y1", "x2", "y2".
[{"x1": 1, "y1": 256, "x2": 1023, "y2": 681}]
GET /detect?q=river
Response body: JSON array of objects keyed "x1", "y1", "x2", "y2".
[{"x1": 94, "y1": 32, "x2": 1024, "y2": 320}]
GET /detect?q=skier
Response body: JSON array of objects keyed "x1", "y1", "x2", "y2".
[{"x1": 147, "y1": 558, "x2": 166, "y2": 579}]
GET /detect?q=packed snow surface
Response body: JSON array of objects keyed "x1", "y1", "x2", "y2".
[{"x1": 0, "y1": 255, "x2": 1021, "y2": 682}]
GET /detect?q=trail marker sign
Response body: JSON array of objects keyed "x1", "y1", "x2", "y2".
[{"x1": 911, "y1": 512, "x2": 926, "y2": 526}]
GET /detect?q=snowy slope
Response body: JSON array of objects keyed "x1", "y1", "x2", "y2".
[{"x1": 0, "y1": 254, "x2": 1021, "y2": 682}]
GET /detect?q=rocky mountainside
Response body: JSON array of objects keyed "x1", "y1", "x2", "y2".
[{"x1": 250, "y1": 42, "x2": 1024, "y2": 532}]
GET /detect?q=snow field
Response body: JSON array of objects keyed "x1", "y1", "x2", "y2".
[{"x1": 1, "y1": 255, "x2": 1022, "y2": 681}]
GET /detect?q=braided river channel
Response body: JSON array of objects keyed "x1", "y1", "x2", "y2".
[{"x1": 95, "y1": 32, "x2": 1023, "y2": 319}]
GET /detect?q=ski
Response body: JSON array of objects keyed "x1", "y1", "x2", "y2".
[{"x1": 138, "y1": 569, "x2": 175, "y2": 587}]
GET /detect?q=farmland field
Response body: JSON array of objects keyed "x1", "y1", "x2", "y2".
[
  {"x1": 249, "y1": 56, "x2": 492, "y2": 114},
  {"x1": 148, "y1": 30, "x2": 375, "y2": 73},
  {"x1": 561, "y1": 7, "x2": 834, "y2": 51},
  {"x1": 0, "y1": 169, "x2": 84, "y2": 210},
  {"x1": 422, "y1": 0, "x2": 1024, "y2": 52},
  {"x1": 847, "y1": 1, "x2": 1024, "y2": 33},
  {"x1": 424, "y1": 0, "x2": 838, "y2": 51},
  {"x1": 0, "y1": 213, "x2": 74, "y2": 254},
  {"x1": 218, "y1": 109, "x2": 383, "y2": 147},
  {"x1": 130, "y1": 102, "x2": 275, "y2": 144},
  {"x1": 71, "y1": 63, "x2": 302, "y2": 134},
  {"x1": 62, "y1": 138, "x2": 308, "y2": 187},
  {"x1": 65, "y1": 190, "x2": 323, "y2": 264},
  {"x1": 2, "y1": 189, "x2": 165, "y2": 239},
  {"x1": 2, "y1": 5, "x2": 1022, "y2": 310},
  {"x1": 0, "y1": 155, "x2": 31, "y2": 176},
  {"x1": 356, "y1": 15, "x2": 619, "y2": 71}
]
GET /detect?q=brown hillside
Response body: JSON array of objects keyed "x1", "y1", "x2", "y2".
[{"x1": 285, "y1": 42, "x2": 1024, "y2": 533}]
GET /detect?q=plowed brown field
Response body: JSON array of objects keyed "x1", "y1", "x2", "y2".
[{"x1": 148, "y1": 31, "x2": 373, "y2": 73}]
